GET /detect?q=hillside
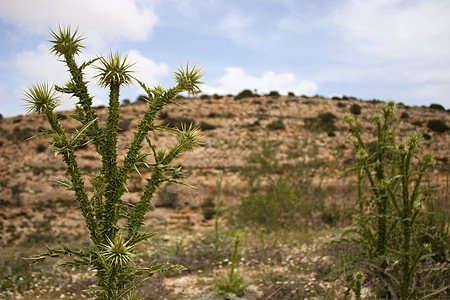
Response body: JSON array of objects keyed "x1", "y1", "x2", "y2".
[{"x1": 0, "y1": 95, "x2": 449, "y2": 247}]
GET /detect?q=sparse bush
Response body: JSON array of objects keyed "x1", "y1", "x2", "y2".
[
  {"x1": 350, "y1": 103, "x2": 361, "y2": 115},
  {"x1": 412, "y1": 120, "x2": 423, "y2": 127},
  {"x1": 234, "y1": 89, "x2": 254, "y2": 100},
  {"x1": 304, "y1": 112, "x2": 338, "y2": 134},
  {"x1": 267, "y1": 90, "x2": 280, "y2": 98},
  {"x1": 201, "y1": 197, "x2": 215, "y2": 220},
  {"x1": 23, "y1": 26, "x2": 204, "y2": 299},
  {"x1": 121, "y1": 99, "x2": 130, "y2": 105},
  {"x1": 11, "y1": 127, "x2": 33, "y2": 141},
  {"x1": 266, "y1": 119, "x2": 285, "y2": 130},
  {"x1": 238, "y1": 141, "x2": 327, "y2": 229},
  {"x1": 213, "y1": 93, "x2": 223, "y2": 99},
  {"x1": 429, "y1": 103, "x2": 445, "y2": 111},
  {"x1": 199, "y1": 121, "x2": 217, "y2": 130},
  {"x1": 200, "y1": 94, "x2": 211, "y2": 100},
  {"x1": 162, "y1": 116, "x2": 195, "y2": 129},
  {"x1": 400, "y1": 111, "x2": 409, "y2": 119},
  {"x1": 288, "y1": 91, "x2": 295, "y2": 97},
  {"x1": 135, "y1": 94, "x2": 148, "y2": 103},
  {"x1": 36, "y1": 143, "x2": 46, "y2": 153},
  {"x1": 427, "y1": 119, "x2": 449, "y2": 133}
]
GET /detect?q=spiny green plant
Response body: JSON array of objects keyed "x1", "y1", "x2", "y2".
[
  {"x1": 215, "y1": 231, "x2": 248, "y2": 296},
  {"x1": 344, "y1": 101, "x2": 443, "y2": 299},
  {"x1": 23, "y1": 26, "x2": 204, "y2": 299},
  {"x1": 350, "y1": 271, "x2": 366, "y2": 300},
  {"x1": 214, "y1": 176, "x2": 223, "y2": 255}
]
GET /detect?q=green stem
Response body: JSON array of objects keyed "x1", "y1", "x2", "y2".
[
  {"x1": 230, "y1": 234, "x2": 240, "y2": 282},
  {"x1": 102, "y1": 83, "x2": 121, "y2": 239},
  {"x1": 63, "y1": 54, "x2": 103, "y2": 154},
  {"x1": 215, "y1": 177, "x2": 223, "y2": 254},
  {"x1": 46, "y1": 111, "x2": 99, "y2": 244}
]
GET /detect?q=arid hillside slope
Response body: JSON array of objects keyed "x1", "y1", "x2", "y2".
[{"x1": 0, "y1": 95, "x2": 449, "y2": 246}]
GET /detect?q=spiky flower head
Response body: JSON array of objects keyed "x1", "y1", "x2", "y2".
[
  {"x1": 95, "y1": 51, "x2": 135, "y2": 87},
  {"x1": 102, "y1": 235, "x2": 134, "y2": 268},
  {"x1": 177, "y1": 123, "x2": 204, "y2": 152},
  {"x1": 343, "y1": 113, "x2": 354, "y2": 124},
  {"x1": 23, "y1": 82, "x2": 60, "y2": 115},
  {"x1": 48, "y1": 25, "x2": 85, "y2": 57},
  {"x1": 125, "y1": 291, "x2": 144, "y2": 300},
  {"x1": 174, "y1": 62, "x2": 204, "y2": 95},
  {"x1": 407, "y1": 132, "x2": 422, "y2": 150},
  {"x1": 353, "y1": 270, "x2": 366, "y2": 283}
]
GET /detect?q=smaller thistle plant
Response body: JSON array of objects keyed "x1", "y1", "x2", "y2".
[
  {"x1": 23, "y1": 25, "x2": 204, "y2": 300},
  {"x1": 344, "y1": 101, "x2": 438, "y2": 300},
  {"x1": 215, "y1": 231, "x2": 249, "y2": 296},
  {"x1": 351, "y1": 271, "x2": 366, "y2": 300}
]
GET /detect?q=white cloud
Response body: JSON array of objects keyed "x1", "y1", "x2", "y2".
[
  {"x1": 121, "y1": 50, "x2": 170, "y2": 99},
  {"x1": 15, "y1": 44, "x2": 77, "y2": 111},
  {"x1": 16, "y1": 44, "x2": 69, "y2": 83},
  {"x1": 0, "y1": 0, "x2": 157, "y2": 47},
  {"x1": 329, "y1": 0, "x2": 450, "y2": 63},
  {"x1": 127, "y1": 50, "x2": 169, "y2": 86},
  {"x1": 203, "y1": 67, "x2": 318, "y2": 96}
]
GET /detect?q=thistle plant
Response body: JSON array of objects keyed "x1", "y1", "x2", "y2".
[
  {"x1": 214, "y1": 176, "x2": 223, "y2": 254},
  {"x1": 344, "y1": 102, "x2": 436, "y2": 299},
  {"x1": 351, "y1": 271, "x2": 366, "y2": 300},
  {"x1": 215, "y1": 231, "x2": 248, "y2": 296},
  {"x1": 23, "y1": 26, "x2": 204, "y2": 299}
]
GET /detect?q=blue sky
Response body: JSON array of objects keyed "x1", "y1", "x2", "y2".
[{"x1": 1, "y1": 0, "x2": 450, "y2": 117}]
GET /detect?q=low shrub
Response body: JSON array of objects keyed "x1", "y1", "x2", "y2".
[
  {"x1": 266, "y1": 119, "x2": 285, "y2": 130},
  {"x1": 135, "y1": 94, "x2": 148, "y2": 103},
  {"x1": 162, "y1": 116, "x2": 195, "y2": 129},
  {"x1": 429, "y1": 103, "x2": 445, "y2": 111},
  {"x1": 350, "y1": 103, "x2": 361, "y2": 115},
  {"x1": 199, "y1": 121, "x2": 217, "y2": 131},
  {"x1": 235, "y1": 89, "x2": 254, "y2": 100},
  {"x1": 304, "y1": 112, "x2": 338, "y2": 134},
  {"x1": 427, "y1": 119, "x2": 449, "y2": 133},
  {"x1": 36, "y1": 143, "x2": 47, "y2": 153},
  {"x1": 267, "y1": 90, "x2": 280, "y2": 98},
  {"x1": 11, "y1": 127, "x2": 33, "y2": 141},
  {"x1": 238, "y1": 141, "x2": 327, "y2": 229}
]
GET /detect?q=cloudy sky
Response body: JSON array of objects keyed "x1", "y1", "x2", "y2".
[{"x1": 1, "y1": 0, "x2": 450, "y2": 117}]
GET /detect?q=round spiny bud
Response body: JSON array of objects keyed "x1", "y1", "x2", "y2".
[{"x1": 23, "y1": 82, "x2": 60, "y2": 115}]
